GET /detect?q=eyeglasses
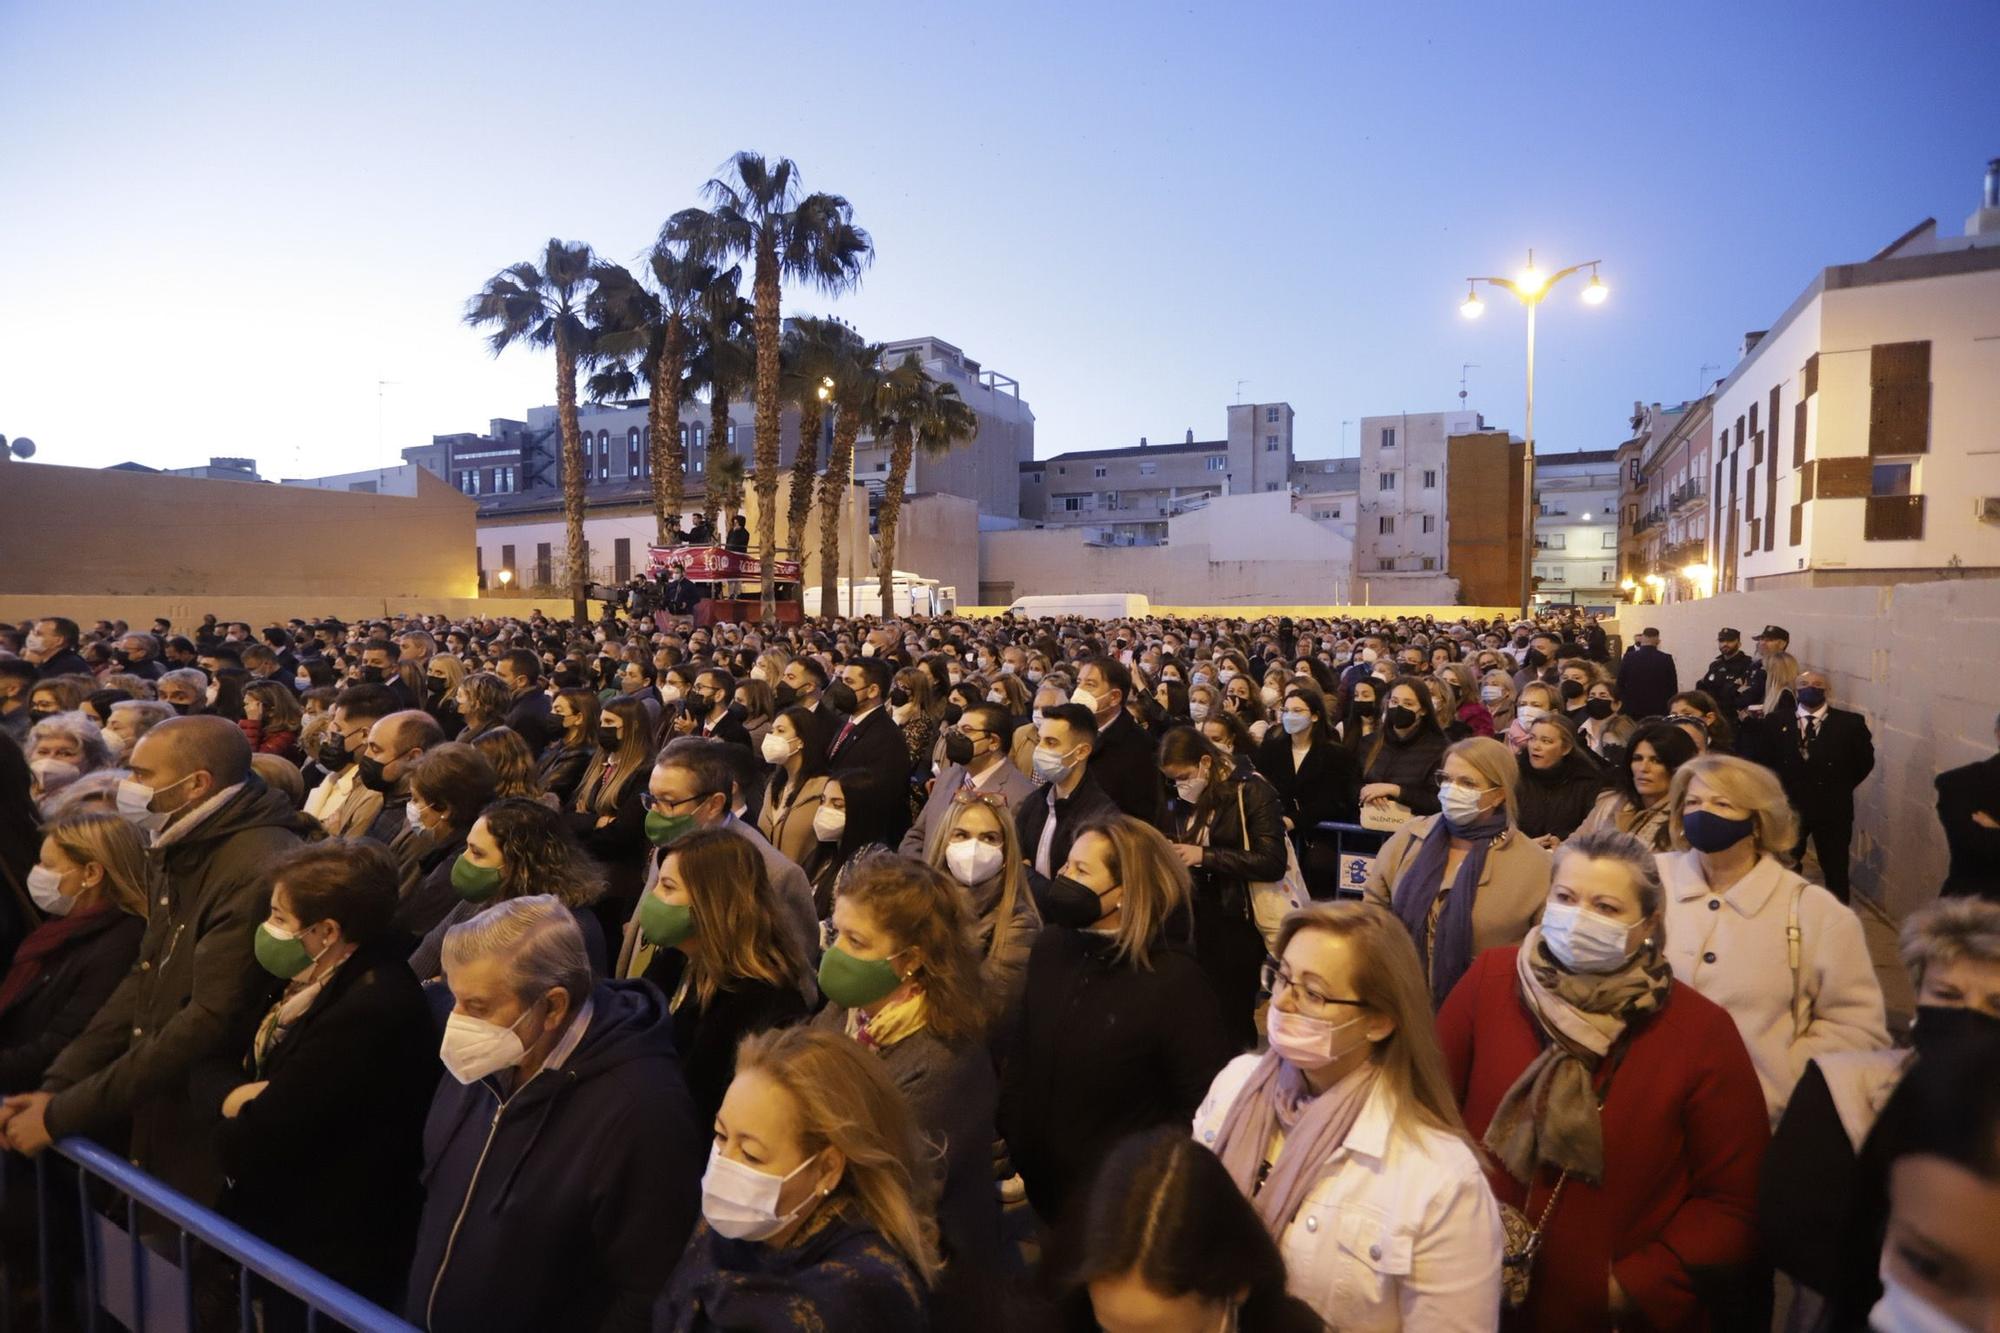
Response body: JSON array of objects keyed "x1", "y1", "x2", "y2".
[
  {"x1": 1260, "y1": 958, "x2": 1366, "y2": 1014},
  {"x1": 639, "y1": 791, "x2": 710, "y2": 813},
  {"x1": 949, "y1": 788, "x2": 1008, "y2": 811}
]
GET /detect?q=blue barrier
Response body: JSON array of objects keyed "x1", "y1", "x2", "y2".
[
  {"x1": 4, "y1": 1137, "x2": 417, "y2": 1333},
  {"x1": 1302, "y1": 821, "x2": 1385, "y2": 899}
]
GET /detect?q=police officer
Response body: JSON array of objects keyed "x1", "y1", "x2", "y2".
[
  {"x1": 1697, "y1": 626, "x2": 1759, "y2": 718},
  {"x1": 1737, "y1": 624, "x2": 1791, "y2": 718}
]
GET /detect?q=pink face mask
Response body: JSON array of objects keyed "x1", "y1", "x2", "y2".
[{"x1": 1266, "y1": 1006, "x2": 1367, "y2": 1070}]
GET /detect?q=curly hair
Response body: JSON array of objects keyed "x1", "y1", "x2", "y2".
[
  {"x1": 479, "y1": 797, "x2": 604, "y2": 907},
  {"x1": 458, "y1": 671, "x2": 512, "y2": 731},
  {"x1": 833, "y1": 852, "x2": 988, "y2": 1046},
  {"x1": 471, "y1": 727, "x2": 547, "y2": 802}
]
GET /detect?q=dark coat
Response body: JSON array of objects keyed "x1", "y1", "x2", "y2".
[
  {"x1": 1001, "y1": 926, "x2": 1235, "y2": 1227},
  {"x1": 1014, "y1": 773, "x2": 1119, "y2": 891},
  {"x1": 826, "y1": 709, "x2": 911, "y2": 837},
  {"x1": 652, "y1": 1205, "x2": 927, "y2": 1333},
  {"x1": 536, "y1": 741, "x2": 595, "y2": 807},
  {"x1": 1438, "y1": 947, "x2": 1769, "y2": 1331},
  {"x1": 1696, "y1": 650, "x2": 1757, "y2": 718},
  {"x1": 1360, "y1": 727, "x2": 1449, "y2": 816},
  {"x1": 663, "y1": 968, "x2": 810, "y2": 1126},
  {"x1": 35, "y1": 648, "x2": 91, "y2": 679},
  {"x1": 42, "y1": 777, "x2": 306, "y2": 1206},
  {"x1": 1086, "y1": 710, "x2": 1163, "y2": 825},
  {"x1": 210, "y1": 939, "x2": 439, "y2": 1305},
  {"x1": 1170, "y1": 773, "x2": 1289, "y2": 1049},
  {"x1": 570, "y1": 765, "x2": 651, "y2": 918},
  {"x1": 1617, "y1": 644, "x2": 1680, "y2": 719},
  {"x1": 1767, "y1": 707, "x2": 1876, "y2": 822},
  {"x1": 1252, "y1": 731, "x2": 1361, "y2": 829},
  {"x1": 1936, "y1": 753, "x2": 2000, "y2": 899},
  {"x1": 0, "y1": 908, "x2": 146, "y2": 1094},
  {"x1": 503, "y1": 688, "x2": 561, "y2": 757},
  {"x1": 660, "y1": 577, "x2": 702, "y2": 617},
  {"x1": 695, "y1": 708, "x2": 752, "y2": 750},
  {"x1": 0, "y1": 734, "x2": 37, "y2": 970},
  {"x1": 393, "y1": 825, "x2": 467, "y2": 944},
  {"x1": 407, "y1": 980, "x2": 704, "y2": 1333},
  {"x1": 1514, "y1": 748, "x2": 1608, "y2": 841}
]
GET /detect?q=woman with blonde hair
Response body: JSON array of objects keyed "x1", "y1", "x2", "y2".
[
  {"x1": 568, "y1": 695, "x2": 653, "y2": 919},
  {"x1": 630, "y1": 827, "x2": 812, "y2": 1121},
  {"x1": 1003, "y1": 815, "x2": 1236, "y2": 1226},
  {"x1": 1659, "y1": 753, "x2": 1887, "y2": 1123},
  {"x1": 1481, "y1": 668, "x2": 1519, "y2": 735},
  {"x1": 1366, "y1": 735, "x2": 1552, "y2": 1007},
  {"x1": 423, "y1": 652, "x2": 468, "y2": 739},
  {"x1": 469, "y1": 727, "x2": 550, "y2": 806},
  {"x1": 814, "y1": 852, "x2": 1001, "y2": 1276},
  {"x1": 454, "y1": 670, "x2": 511, "y2": 743},
  {"x1": 1505, "y1": 679, "x2": 1560, "y2": 754},
  {"x1": 1196, "y1": 901, "x2": 1503, "y2": 1327},
  {"x1": 923, "y1": 789, "x2": 1041, "y2": 1036},
  {"x1": 654, "y1": 1026, "x2": 934, "y2": 1330},
  {"x1": 0, "y1": 814, "x2": 150, "y2": 1091}
]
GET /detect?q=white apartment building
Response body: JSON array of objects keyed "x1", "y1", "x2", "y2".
[
  {"x1": 851, "y1": 336, "x2": 1036, "y2": 519},
  {"x1": 1533, "y1": 448, "x2": 1621, "y2": 607},
  {"x1": 1353, "y1": 411, "x2": 1482, "y2": 575},
  {"x1": 1710, "y1": 163, "x2": 2000, "y2": 591}
]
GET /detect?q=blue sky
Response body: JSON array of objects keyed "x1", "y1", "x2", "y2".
[{"x1": 4, "y1": 0, "x2": 1996, "y2": 476}]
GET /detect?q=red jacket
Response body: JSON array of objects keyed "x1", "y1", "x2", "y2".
[
  {"x1": 239, "y1": 718, "x2": 302, "y2": 764},
  {"x1": 1437, "y1": 946, "x2": 1768, "y2": 1331}
]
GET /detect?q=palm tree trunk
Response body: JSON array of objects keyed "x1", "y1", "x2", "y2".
[
  {"x1": 876, "y1": 421, "x2": 914, "y2": 613},
  {"x1": 751, "y1": 242, "x2": 783, "y2": 623},
  {"x1": 650, "y1": 319, "x2": 688, "y2": 545},
  {"x1": 785, "y1": 398, "x2": 823, "y2": 562},
  {"x1": 705, "y1": 390, "x2": 730, "y2": 533},
  {"x1": 554, "y1": 328, "x2": 588, "y2": 623},
  {"x1": 817, "y1": 404, "x2": 860, "y2": 612}
]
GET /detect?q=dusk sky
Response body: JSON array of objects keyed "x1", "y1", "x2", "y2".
[{"x1": 4, "y1": 1, "x2": 1996, "y2": 477}]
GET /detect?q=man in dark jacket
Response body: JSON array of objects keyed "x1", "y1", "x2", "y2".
[
  {"x1": 1072, "y1": 657, "x2": 1163, "y2": 824},
  {"x1": 408, "y1": 897, "x2": 702, "y2": 1333},
  {"x1": 1016, "y1": 705, "x2": 1119, "y2": 899},
  {"x1": 358, "y1": 709, "x2": 447, "y2": 889},
  {"x1": 659, "y1": 563, "x2": 702, "y2": 618},
  {"x1": 825, "y1": 658, "x2": 910, "y2": 836},
  {"x1": 1769, "y1": 669, "x2": 1875, "y2": 903},
  {"x1": 496, "y1": 648, "x2": 560, "y2": 756},
  {"x1": 0, "y1": 717, "x2": 303, "y2": 1205},
  {"x1": 24, "y1": 617, "x2": 91, "y2": 679},
  {"x1": 1615, "y1": 626, "x2": 1679, "y2": 719},
  {"x1": 689, "y1": 669, "x2": 752, "y2": 749},
  {"x1": 1936, "y1": 713, "x2": 2000, "y2": 901},
  {"x1": 1696, "y1": 627, "x2": 1758, "y2": 718},
  {"x1": 114, "y1": 631, "x2": 168, "y2": 681}
]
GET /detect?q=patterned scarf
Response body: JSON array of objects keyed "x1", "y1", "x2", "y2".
[
  {"x1": 844, "y1": 990, "x2": 928, "y2": 1051},
  {"x1": 1211, "y1": 1052, "x2": 1379, "y2": 1238},
  {"x1": 1390, "y1": 808, "x2": 1510, "y2": 1006},
  {"x1": 1483, "y1": 930, "x2": 1672, "y2": 1185}
]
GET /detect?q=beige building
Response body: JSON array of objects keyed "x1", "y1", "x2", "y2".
[{"x1": 851, "y1": 336, "x2": 1037, "y2": 520}]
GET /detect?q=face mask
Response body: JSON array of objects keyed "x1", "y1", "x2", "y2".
[
  {"x1": 1585, "y1": 698, "x2": 1615, "y2": 721},
  {"x1": 1386, "y1": 705, "x2": 1417, "y2": 730},
  {"x1": 1175, "y1": 773, "x2": 1209, "y2": 805},
  {"x1": 24, "y1": 634, "x2": 48, "y2": 656},
  {"x1": 27, "y1": 865, "x2": 74, "y2": 917},
  {"x1": 944, "y1": 838, "x2": 1004, "y2": 886},
  {"x1": 405, "y1": 800, "x2": 429, "y2": 832},
  {"x1": 1910, "y1": 1003, "x2": 2000, "y2": 1059},
  {"x1": 115, "y1": 772, "x2": 193, "y2": 829},
  {"x1": 1188, "y1": 701, "x2": 1212, "y2": 723},
  {"x1": 1266, "y1": 1006, "x2": 1365, "y2": 1071},
  {"x1": 1069, "y1": 687, "x2": 1100, "y2": 714},
  {"x1": 811, "y1": 805, "x2": 847, "y2": 843},
  {"x1": 1438, "y1": 782, "x2": 1492, "y2": 829},
  {"x1": 645, "y1": 808, "x2": 701, "y2": 847},
  {"x1": 1797, "y1": 686, "x2": 1827, "y2": 710},
  {"x1": 1260, "y1": 686, "x2": 1281, "y2": 708},
  {"x1": 1031, "y1": 744, "x2": 1080, "y2": 785},
  {"x1": 1042, "y1": 874, "x2": 1115, "y2": 929},
  {"x1": 639, "y1": 895, "x2": 695, "y2": 949},
  {"x1": 316, "y1": 735, "x2": 349, "y2": 770},
  {"x1": 1559, "y1": 679, "x2": 1586, "y2": 700},
  {"x1": 1516, "y1": 704, "x2": 1549, "y2": 727},
  {"x1": 30, "y1": 758, "x2": 81, "y2": 790},
  {"x1": 596, "y1": 725, "x2": 623, "y2": 751},
  {"x1": 760, "y1": 733, "x2": 798, "y2": 766},
  {"x1": 1217, "y1": 669, "x2": 1238, "y2": 685},
  {"x1": 817, "y1": 944, "x2": 903, "y2": 1010},
  {"x1": 1681, "y1": 809, "x2": 1755, "y2": 853},
  {"x1": 1869, "y1": 1265, "x2": 1975, "y2": 1333},
  {"x1": 1280, "y1": 711, "x2": 1313, "y2": 736},
  {"x1": 700, "y1": 1145, "x2": 826, "y2": 1242},
  {"x1": 888, "y1": 686, "x2": 911, "y2": 708},
  {"x1": 985, "y1": 689, "x2": 1006, "y2": 705},
  {"x1": 1480, "y1": 686, "x2": 1505, "y2": 704},
  {"x1": 355, "y1": 753, "x2": 397, "y2": 794},
  {"x1": 450, "y1": 853, "x2": 503, "y2": 902},
  {"x1": 1359, "y1": 648, "x2": 1378, "y2": 664},
  {"x1": 1525, "y1": 649, "x2": 1548, "y2": 669},
  {"x1": 1539, "y1": 901, "x2": 1641, "y2": 974},
  {"x1": 823, "y1": 681, "x2": 858, "y2": 715},
  {"x1": 660, "y1": 684, "x2": 685, "y2": 704},
  {"x1": 771, "y1": 683, "x2": 797, "y2": 709},
  {"x1": 254, "y1": 920, "x2": 325, "y2": 980},
  {"x1": 439, "y1": 1003, "x2": 541, "y2": 1085}
]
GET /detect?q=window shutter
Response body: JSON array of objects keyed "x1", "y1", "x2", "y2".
[
  {"x1": 1793, "y1": 400, "x2": 1808, "y2": 468},
  {"x1": 1868, "y1": 341, "x2": 1930, "y2": 456},
  {"x1": 1768, "y1": 388, "x2": 1783, "y2": 471},
  {"x1": 1803, "y1": 354, "x2": 1819, "y2": 397},
  {"x1": 1816, "y1": 457, "x2": 1873, "y2": 498},
  {"x1": 1798, "y1": 459, "x2": 1816, "y2": 500},
  {"x1": 1789, "y1": 502, "x2": 1804, "y2": 546}
]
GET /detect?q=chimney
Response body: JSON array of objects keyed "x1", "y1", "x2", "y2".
[
  {"x1": 1742, "y1": 330, "x2": 1768, "y2": 357},
  {"x1": 1139, "y1": 436, "x2": 1147, "y2": 448},
  {"x1": 1185, "y1": 429, "x2": 1194, "y2": 444},
  {"x1": 1968, "y1": 156, "x2": 2000, "y2": 239},
  {"x1": 1987, "y1": 158, "x2": 1999, "y2": 209}
]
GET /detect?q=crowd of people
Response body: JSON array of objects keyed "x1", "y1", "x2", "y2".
[{"x1": 0, "y1": 604, "x2": 1993, "y2": 1332}]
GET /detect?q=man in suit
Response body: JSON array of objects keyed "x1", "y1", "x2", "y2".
[
  {"x1": 1071, "y1": 656, "x2": 1163, "y2": 824},
  {"x1": 659, "y1": 563, "x2": 702, "y2": 619},
  {"x1": 495, "y1": 648, "x2": 560, "y2": 757},
  {"x1": 1936, "y1": 712, "x2": 2000, "y2": 901},
  {"x1": 687, "y1": 668, "x2": 752, "y2": 749},
  {"x1": 900, "y1": 704, "x2": 1037, "y2": 856},
  {"x1": 1771, "y1": 669, "x2": 1875, "y2": 903},
  {"x1": 1016, "y1": 704, "x2": 1117, "y2": 900},
  {"x1": 1615, "y1": 626, "x2": 1679, "y2": 719},
  {"x1": 825, "y1": 657, "x2": 911, "y2": 838}
]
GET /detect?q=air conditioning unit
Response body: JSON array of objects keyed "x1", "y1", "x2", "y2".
[{"x1": 1977, "y1": 497, "x2": 2000, "y2": 525}]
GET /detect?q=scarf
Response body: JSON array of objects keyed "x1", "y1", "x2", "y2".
[
  {"x1": 1484, "y1": 930, "x2": 1672, "y2": 1185},
  {"x1": 1391, "y1": 808, "x2": 1510, "y2": 1005},
  {"x1": 1211, "y1": 1051, "x2": 1379, "y2": 1237},
  {"x1": 0, "y1": 907, "x2": 114, "y2": 1017},
  {"x1": 845, "y1": 990, "x2": 928, "y2": 1051}
]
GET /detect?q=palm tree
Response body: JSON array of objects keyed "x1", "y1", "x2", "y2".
[
  {"x1": 587, "y1": 247, "x2": 735, "y2": 545},
  {"x1": 781, "y1": 316, "x2": 862, "y2": 560},
  {"x1": 466, "y1": 239, "x2": 603, "y2": 622},
  {"x1": 873, "y1": 355, "x2": 978, "y2": 611},
  {"x1": 665, "y1": 153, "x2": 872, "y2": 621},
  {"x1": 689, "y1": 288, "x2": 755, "y2": 533},
  {"x1": 814, "y1": 336, "x2": 884, "y2": 612},
  {"x1": 708, "y1": 451, "x2": 748, "y2": 533}
]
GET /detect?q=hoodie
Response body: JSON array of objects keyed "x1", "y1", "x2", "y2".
[{"x1": 407, "y1": 979, "x2": 702, "y2": 1333}]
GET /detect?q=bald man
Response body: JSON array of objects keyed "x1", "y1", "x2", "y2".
[
  {"x1": 358, "y1": 708, "x2": 446, "y2": 882},
  {"x1": 0, "y1": 715, "x2": 306, "y2": 1206}
]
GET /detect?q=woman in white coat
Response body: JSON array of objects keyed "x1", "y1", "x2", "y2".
[
  {"x1": 1656, "y1": 753, "x2": 1888, "y2": 1124},
  {"x1": 1193, "y1": 901, "x2": 1502, "y2": 1331}
]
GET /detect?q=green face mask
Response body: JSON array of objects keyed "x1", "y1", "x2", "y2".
[
  {"x1": 644, "y1": 809, "x2": 699, "y2": 848},
  {"x1": 817, "y1": 944, "x2": 905, "y2": 1011},
  {"x1": 451, "y1": 853, "x2": 503, "y2": 902},
  {"x1": 253, "y1": 922, "x2": 317, "y2": 980},
  {"x1": 638, "y1": 895, "x2": 695, "y2": 949}
]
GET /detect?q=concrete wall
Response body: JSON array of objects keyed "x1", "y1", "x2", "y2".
[
  {"x1": 888, "y1": 493, "x2": 981, "y2": 607},
  {"x1": 1610, "y1": 577, "x2": 2000, "y2": 918},
  {"x1": 0, "y1": 461, "x2": 478, "y2": 600}
]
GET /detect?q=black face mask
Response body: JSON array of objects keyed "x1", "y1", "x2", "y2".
[
  {"x1": 1524, "y1": 649, "x2": 1548, "y2": 669},
  {"x1": 1042, "y1": 874, "x2": 1112, "y2": 929},
  {"x1": 772, "y1": 683, "x2": 797, "y2": 709},
  {"x1": 29, "y1": 708, "x2": 55, "y2": 723},
  {"x1": 1559, "y1": 679, "x2": 1587, "y2": 700},
  {"x1": 942, "y1": 702, "x2": 964, "y2": 726},
  {"x1": 596, "y1": 725, "x2": 623, "y2": 751},
  {"x1": 317, "y1": 736, "x2": 348, "y2": 770},
  {"x1": 943, "y1": 731, "x2": 976, "y2": 767},
  {"x1": 823, "y1": 681, "x2": 858, "y2": 716},
  {"x1": 889, "y1": 686, "x2": 911, "y2": 708},
  {"x1": 1585, "y1": 698, "x2": 1615, "y2": 720},
  {"x1": 1910, "y1": 1004, "x2": 2000, "y2": 1059},
  {"x1": 355, "y1": 753, "x2": 394, "y2": 794},
  {"x1": 1384, "y1": 705, "x2": 1418, "y2": 731},
  {"x1": 357, "y1": 666, "x2": 386, "y2": 684}
]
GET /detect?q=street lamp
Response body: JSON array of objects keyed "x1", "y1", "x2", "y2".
[
  {"x1": 496, "y1": 568, "x2": 514, "y2": 592},
  {"x1": 1459, "y1": 250, "x2": 1608, "y2": 614}
]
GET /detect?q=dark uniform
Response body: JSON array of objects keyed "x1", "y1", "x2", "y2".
[{"x1": 1698, "y1": 647, "x2": 1758, "y2": 717}]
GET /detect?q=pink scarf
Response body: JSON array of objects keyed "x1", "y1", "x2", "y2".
[{"x1": 1211, "y1": 1051, "x2": 1378, "y2": 1237}]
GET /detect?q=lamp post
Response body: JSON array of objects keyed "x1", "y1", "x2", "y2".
[
  {"x1": 1460, "y1": 251, "x2": 1608, "y2": 615},
  {"x1": 819, "y1": 376, "x2": 857, "y2": 619},
  {"x1": 496, "y1": 568, "x2": 514, "y2": 595}
]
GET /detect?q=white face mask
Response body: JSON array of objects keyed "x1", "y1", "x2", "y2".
[
  {"x1": 1031, "y1": 744, "x2": 1080, "y2": 785},
  {"x1": 1870, "y1": 1264, "x2": 1976, "y2": 1333},
  {"x1": 700, "y1": 1145, "x2": 826, "y2": 1242},
  {"x1": 1480, "y1": 686, "x2": 1505, "y2": 704},
  {"x1": 439, "y1": 1003, "x2": 541, "y2": 1085},
  {"x1": 812, "y1": 805, "x2": 847, "y2": 843},
  {"x1": 1174, "y1": 773, "x2": 1209, "y2": 806},
  {"x1": 1069, "y1": 687, "x2": 1100, "y2": 714},
  {"x1": 1515, "y1": 704, "x2": 1550, "y2": 727},
  {"x1": 1437, "y1": 782, "x2": 1491, "y2": 828},
  {"x1": 660, "y1": 684, "x2": 684, "y2": 703},
  {"x1": 1539, "y1": 902, "x2": 1642, "y2": 974},
  {"x1": 1260, "y1": 686, "x2": 1281, "y2": 708},
  {"x1": 945, "y1": 838, "x2": 1004, "y2": 886},
  {"x1": 985, "y1": 689, "x2": 1006, "y2": 705},
  {"x1": 760, "y1": 733, "x2": 798, "y2": 766},
  {"x1": 1217, "y1": 668, "x2": 1239, "y2": 685},
  {"x1": 27, "y1": 865, "x2": 74, "y2": 916},
  {"x1": 1266, "y1": 1006, "x2": 1366, "y2": 1071},
  {"x1": 30, "y1": 758, "x2": 81, "y2": 791},
  {"x1": 405, "y1": 800, "x2": 428, "y2": 832},
  {"x1": 1188, "y1": 701, "x2": 1212, "y2": 723},
  {"x1": 1280, "y1": 711, "x2": 1313, "y2": 736}
]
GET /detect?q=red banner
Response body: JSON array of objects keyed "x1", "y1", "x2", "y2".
[{"x1": 647, "y1": 544, "x2": 801, "y2": 582}]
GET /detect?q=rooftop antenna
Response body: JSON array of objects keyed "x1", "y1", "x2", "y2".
[
  {"x1": 1698, "y1": 362, "x2": 1722, "y2": 397},
  {"x1": 1459, "y1": 363, "x2": 1480, "y2": 410},
  {"x1": 1235, "y1": 379, "x2": 1250, "y2": 405},
  {"x1": 1341, "y1": 419, "x2": 1354, "y2": 454}
]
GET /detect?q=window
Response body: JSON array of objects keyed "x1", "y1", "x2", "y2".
[
  {"x1": 1265, "y1": 406, "x2": 1280, "y2": 423},
  {"x1": 1870, "y1": 340, "x2": 1932, "y2": 456},
  {"x1": 679, "y1": 424, "x2": 689, "y2": 447},
  {"x1": 535, "y1": 542, "x2": 552, "y2": 587},
  {"x1": 1138, "y1": 461, "x2": 1156, "y2": 476},
  {"x1": 500, "y1": 544, "x2": 515, "y2": 574},
  {"x1": 1872, "y1": 463, "x2": 1913, "y2": 497},
  {"x1": 725, "y1": 424, "x2": 736, "y2": 446},
  {"x1": 1544, "y1": 533, "x2": 1566, "y2": 549},
  {"x1": 1378, "y1": 515, "x2": 1395, "y2": 535},
  {"x1": 1061, "y1": 496, "x2": 1083, "y2": 512},
  {"x1": 1265, "y1": 435, "x2": 1280, "y2": 452},
  {"x1": 465, "y1": 470, "x2": 479, "y2": 495},
  {"x1": 1601, "y1": 532, "x2": 1617, "y2": 549},
  {"x1": 614, "y1": 537, "x2": 631, "y2": 583},
  {"x1": 1420, "y1": 514, "x2": 1435, "y2": 534},
  {"x1": 1600, "y1": 566, "x2": 1614, "y2": 582},
  {"x1": 1027, "y1": 471, "x2": 1043, "y2": 485},
  {"x1": 1104, "y1": 491, "x2": 1119, "y2": 508},
  {"x1": 1378, "y1": 472, "x2": 1398, "y2": 492},
  {"x1": 1265, "y1": 482, "x2": 1281, "y2": 492},
  {"x1": 1422, "y1": 470, "x2": 1437, "y2": 488},
  {"x1": 1421, "y1": 556, "x2": 1436, "y2": 570},
  {"x1": 1377, "y1": 558, "x2": 1396, "y2": 571},
  {"x1": 1205, "y1": 456, "x2": 1226, "y2": 471},
  {"x1": 1094, "y1": 466, "x2": 1107, "y2": 478},
  {"x1": 1380, "y1": 427, "x2": 1396, "y2": 449}
]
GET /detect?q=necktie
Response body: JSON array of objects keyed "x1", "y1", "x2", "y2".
[
  {"x1": 832, "y1": 719, "x2": 855, "y2": 755},
  {"x1": 1802, "y1": 716, "x2": 1818, "y2": 758}
]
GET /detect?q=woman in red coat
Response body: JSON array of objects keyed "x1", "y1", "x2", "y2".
[{"x1": 1437, "y1": 827, "x2": 1768, "y2": 1331}]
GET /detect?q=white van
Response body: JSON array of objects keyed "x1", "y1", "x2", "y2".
[{"x1": 1004, "y1": 593, "x2": 1152, "y2": 620}]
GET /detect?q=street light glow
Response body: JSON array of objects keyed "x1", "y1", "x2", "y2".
[
  {"x1": 1582, "y1": 274, "x2": 1609, "y2": 305},
  {"x1": 1460, "y1": 289, "x2": 1485, "y2": 319},
  {"x1": 496, "y1": 568, "x2": 514, "y2": 586},
  {"x1": 1515, "y1": 265, "x2": 1545, "y2": 296}
]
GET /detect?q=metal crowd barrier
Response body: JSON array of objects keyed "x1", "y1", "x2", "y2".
[
  {"x1": 1301, "y1": 821, "x2": 1386, "y2": 899},
  {"x1": 3, "y1": 1137, "x2": 416, "y2": 1333}
]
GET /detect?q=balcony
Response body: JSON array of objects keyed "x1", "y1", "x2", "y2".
[
  {"x1": 1668, "y1": 479, "x2": 1705, "y2": 512},
  {"x1": 1630, "y1": 505, "x2": 1667, "y2": 535},
  {"x1": 1864, "y1": 494, "x2": 1925, "y2": 542}
]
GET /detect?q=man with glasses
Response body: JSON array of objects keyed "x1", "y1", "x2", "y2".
[{"x1": 900, "y1": 703, "x2": 1036, "y2": 855}]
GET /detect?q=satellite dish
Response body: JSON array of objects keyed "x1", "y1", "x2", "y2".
[{"x1": 8, "y1": 438, "x2": 34, "y2": 459}]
